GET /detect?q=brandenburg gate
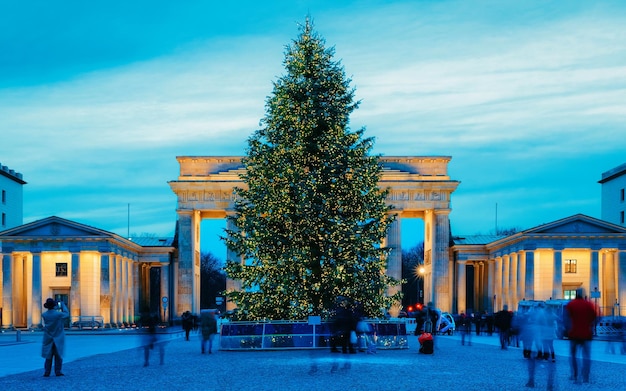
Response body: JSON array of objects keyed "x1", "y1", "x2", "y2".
[{"x1": 169, "y1": 156, "x2": 459, "y2": 316}]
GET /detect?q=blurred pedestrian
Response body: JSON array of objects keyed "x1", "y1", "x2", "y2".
[
  {"x1": 330, "y1": 296, "x2": 354, "y2": 354},
  {"x1": 514, "y1": 311, "x2": 534, "y2": 359},
  {"x1": 494, "y1": 305, "x2": 513, "y2": 350},
  {"x1": 41, "y1": 298, "x2": 69, "y2": 377},
  {"x1": 525, "y1": 328, "x2": 555, "y2": 390},
  {"x1": 181, "y1": 310, "x2": 193, "y2": 341},
  {"x1": 565, "y1": 288, "x2": 597, "y2": 384},
  {"x1": 200, "y1": 309, "x2": 218, "y2": 354},
  {"x1": 141, "y1": 311, "x2": 164, "y2": 366},
  {"x1": 539, "y1": 305, "x2": 557, "y2": 362},
  {"x1": 459, "y1": 312, "x2": 472, "y2": 346}
]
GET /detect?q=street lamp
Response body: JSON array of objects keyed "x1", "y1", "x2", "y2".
[{"x1": 418, "y1": 265, "x2": 425, "y2": 304}]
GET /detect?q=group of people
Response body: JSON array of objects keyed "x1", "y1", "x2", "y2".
[
  {"x1": 487, "y1": 289, "x2": 598, "y2": 387},
  {"x1": 180, "y1": 309, "x2": 219, "y2": 353},
  {"x1": 414, "y1": 302, "x2": 439, "y2": 354},
  {"x1": 39, "y1": 297, "x2": 221, "y2": 376},
  {"x1": 39, "y1": 289, "x2": 600, "y2": 385},
  {"x1": 329, "y1": 296, "x2": 376, "y2": 355}
]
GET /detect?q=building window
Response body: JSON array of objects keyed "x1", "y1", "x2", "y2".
[
  {"x1": 621, "y1": 211, "x2": 625, "y2": 225},
  {"x1": 564, "y1": 259, "x2": 577, "y2": 273},
  {"x1": 564, "y1": 289, "x2": 577, "y2": 300},
  {"x1": 1, "y1": 212, "x2": 5, "y2": 227},
  {"x1": 55, "y1": 263, "x2": 68, "y2": 277},
  {"x1": 1, "y1": 189, "x2": 5, "y2": 204},
  {"x1": 621, "y1": 188, "x2": 625, "y2": 202}
]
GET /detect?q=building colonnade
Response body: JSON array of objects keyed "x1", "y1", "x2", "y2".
[
  {"x1": 0, "y1": 217, "x2": 174, "y2": 330},
  {"x1": 452, "y1": 215, "x2": 626, "y2": 316}
]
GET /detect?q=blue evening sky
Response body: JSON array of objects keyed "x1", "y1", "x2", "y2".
[{"x1": 2, "y1": 0, "x2": 625, "y2": 259}]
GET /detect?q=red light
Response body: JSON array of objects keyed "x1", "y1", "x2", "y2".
[{"x1": 407, "y1": 306, "x2": 413, "y2": 312}]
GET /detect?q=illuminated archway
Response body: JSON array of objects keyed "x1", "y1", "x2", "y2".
[{"x1": 169, "y1": 156, "x2": 459, "y2": 315}]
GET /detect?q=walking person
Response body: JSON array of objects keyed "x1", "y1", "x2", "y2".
[
  {"x1": 141, "y1": 311, "x2": 164, "y2": 367},
  {"x1": 181, "y1": 310, "x2": 193, "y2": 341},
  {"x1": 494, "y1": 305, "x2": 513, "y2": 350},
  {"x1": 459, "y1": 312, "x2": 472, "y2": 346},
  {"x1": 200, "y1": 309, "x2": 218, "y2": 354},
  {"x1": 540, "y1": 305, "x2": 557, "y2": 362},
  {"x1": 41, "y1": 298, "x2": 69, "y2": 377},
  {"x1": 565, "y1": 288, "x2": 597, "y2": 384}
]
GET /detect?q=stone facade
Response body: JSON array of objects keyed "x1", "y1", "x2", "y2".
[
  {"x1": 169, "y1": 156, "x2": 460, "y2": 314},
  {"x1": 451, "y1": 214, "x2": 626, "y2": 316},
  {"x1": 0, "y1": 217, "x2": 174, "y2": 329},
  {"x1": 0, "y1": 163, "x2": 26, "y2": 231},
  {"x1": 600, "y1": 163, "x2": 626, "y2": 227}
]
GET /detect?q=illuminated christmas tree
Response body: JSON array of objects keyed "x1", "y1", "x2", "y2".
[{"x1": 224, "y1": 19, "x2": 400, "y2": 320}]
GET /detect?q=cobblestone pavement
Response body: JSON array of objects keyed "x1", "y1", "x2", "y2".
[{"x1": 1, "y1": 330, "x2": 625, "y2": 391}]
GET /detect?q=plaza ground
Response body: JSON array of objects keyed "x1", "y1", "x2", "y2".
[{"x1": 1, "y1": 328, "x2": 625, "y2": 390}]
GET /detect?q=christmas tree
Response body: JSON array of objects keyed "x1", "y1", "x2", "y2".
[{"x1": 224, "y1": 19, "x2": 400, "y2": 320}]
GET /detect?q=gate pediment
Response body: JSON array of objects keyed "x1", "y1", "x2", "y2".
[
  {"x1": 525, "y1": 214, "x2": 626, "y2": 235},
  {"x1": 0, "y1": 216, "x2": 112, "y2": 239}
]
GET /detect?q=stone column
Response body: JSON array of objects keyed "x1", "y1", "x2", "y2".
[
  {"x1": 524, "y1": 250, "x2": 535, "y2": 300},
  {"x1": 618, "y1": 250, "x2": 626, "y2": 317},
  {"x1": 602, "y1": 250, "x2": 617, "y2": 311},
  {"x1": 483, "y1": 259, "x2": 496, "y2": 312},
  {"x1": 433, "y1": 210, "x2": 451, "y2": 312},
  {"x1": 518, "y1": 251, "x2": 527, "y2": 301},
  {"x1": 456, "y1": 261, "x2": 467, "y2": 314},
  {"x1": 502, "y1": 255, "x2": 510, "y2": 310},
  {"x1": 176, "y1": 211, "x2": 194, "y2": 316},
  {"x1": 472, "y1": 263, "x2": 481, "y2": 312},
  {"x1": 116, "y1": 255, "x2": 123, "y2": 326},
  {"x1": 100, "y1": 254, "x2": 111, "y2": 325},
  {"x1": 510, "y1": 252, "x2": 518, "y2": 306},
  {"x1": 70, "y1": 251, "x2": 80, "y2": 321},
  {"x1": 132, "y1": 261, "x2": 139, "y2": 325},
  {"x1": 225, "y1": 215, "x2": 241, "y2": 311},
  {"x1": 552, "y1": 249, "x2": 563, "y2": 299},
  {"x1": 122, "y1": 257, "x2": 129, "y2": 324},
  {"x1": 590, "y1": 249, "x2": 600, "y2": 294},
  {"x1": 31, "y1": 252, "x2": 42, "y2": 328},
  {"x1": 2, "y1": 253, "x2": 13, "y2": 329},
  {"x1": 161, "y1": 263, "x2": 170, "y2": 323},
  {"x1": 494, "y1": 257, "x2": 502, "y2": 312},
  {"x1": 386, "y1": 215, "x2": 402, "y2": 316},
  {"x1": 109, "y1": 254, "x2": 118, "y2": 326}
]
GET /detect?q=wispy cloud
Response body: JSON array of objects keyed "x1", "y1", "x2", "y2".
[{"x1": 1, "y1": 0, "x2": 625, "y2": 243}]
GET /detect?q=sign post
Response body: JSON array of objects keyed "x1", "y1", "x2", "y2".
[
  {"x1": 162, "y1": 296, "x2": 168, "y2": 323},
  {"x1": 590, "y1": 288, "x2": 601, "y2": 335}
]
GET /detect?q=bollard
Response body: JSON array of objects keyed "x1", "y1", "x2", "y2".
[{"x1": 16, "y1": 330, "x2": 21, "y2": 342}]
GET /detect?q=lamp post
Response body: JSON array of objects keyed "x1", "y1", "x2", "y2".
[{"x1": 418, "y1": 265, "x2": 425, "y2": 304}]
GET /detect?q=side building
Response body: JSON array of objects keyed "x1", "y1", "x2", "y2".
[
  {"x1": 0, "y1": 216, "x2": 176, "y2": 330},
  {"x1": 599, "y1": 162, "x2": 626, "y2": 227},
  {"x1": 451, "y1": 214, "x2": 626, "y2": 317},
  {"x1": 0, "y1": 162, "x2": 26, "y2": 231}
]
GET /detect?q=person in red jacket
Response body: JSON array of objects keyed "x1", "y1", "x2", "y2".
[{"x1": 565, "y1": 288, "x2": 597, "y2": 384}]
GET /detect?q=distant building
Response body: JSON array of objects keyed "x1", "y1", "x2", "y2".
[
  {"x1": 0, "y1": 162, "x2": 26, "y2": 230},
  {"x1": 599, "y1": 162, "x2": 626, "y2": 227},
  {"x1": 451, "y1": 214, "x2": 626, "y2": 317},
  {"x1": 0, "y1": 216, "x2": 175, "y2": 329}
]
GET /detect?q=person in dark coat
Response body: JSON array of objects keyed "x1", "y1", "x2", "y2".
[
  {"x1": 41, "y1": 298, "x2": 69, "y2": 377},
  {"x1": 330, "y1": 296, "x2": 355, "y2": 354},
  {"x1": 494, "y1": 305, "x2": 513, "y2": 349},
  {"x1": 181, "y1": 311, "x2": 193, "y2": 341}
]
